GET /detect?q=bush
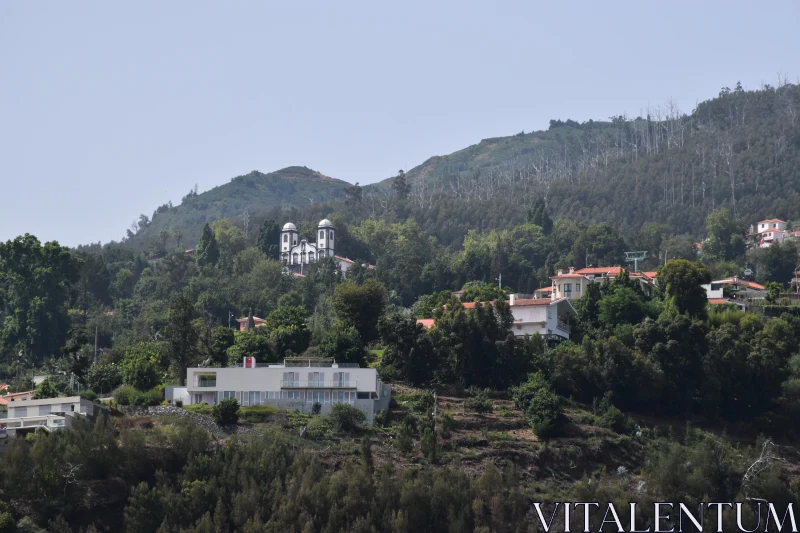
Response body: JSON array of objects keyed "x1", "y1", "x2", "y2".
[
  {"x1": 602, "y1": 405, "x2": 632, "y2": 434},
  {"x1": 464, "y1": 388, "x2": 492, "y2": 414},
  {"x1": 330, "y1": 403, "x2": 366, "y2": 433},
  {"x1": 213, "y1": 398, "x2": 240, "y2": 425},
  {"x1": 312, "y1": 402, "x2": 322, "y2": 415},
  {"x1": 79, "y1": 389, "x2": 99, "y2": 402},
  {"x1": 133, "y1": 387, "x2": 163, "y2": 406},
  {"x1": 184, "y1": 403, "x2": 213, "y2": 415},
  {"x1": 239, "y1": 404, "x2": 278, "y2": 423},
  {"x1": 397, "y1": 418, "x2": 414, "y2": 453},
  {"x1": 526, "y1": 388, "x2": 565, "y2": 439},
  {"x1": 373, "y1": 409, "x2": 388, "y2": 428},
  {"x1": 112, "y1": 385, "x2": 138, "y2": 406},
  {"x1": 421, "y1": 427, "x2": 437, "y2": 462},
  {"x1": 395, "y1": 392, "x2": 434, "y2": 414}
]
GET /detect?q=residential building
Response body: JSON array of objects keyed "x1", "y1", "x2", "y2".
[
  {"x1": 533, "y1": 286, "x2": 553, "y2": 299},
  {"x1": 434, "y1": 295, "x2": 575, "y2": 341},
  {"x1": 702, "y1": 282, "x2": 724, "y2": 300},
  {"x1": 170, "y1": 358, "x2": 391, "y2": 425},
  {"x1": 0, "y1": 396, "x2": 100, "y2": 440},
  {"x1": 0, "y1": 390, "x2": 35, "y2": 407},
  {"x1": 551, "y1": 268, "x2": 590, "y2": 300},
  {"x1": 507, "y1": 294, "x2": 575, "y2": 340},
  {"x1": 416, "y1": 318, "x2": 435, "y2": 330},
  {"x1": 756, "y1": 219, "x2": 787, "y2": 233}
]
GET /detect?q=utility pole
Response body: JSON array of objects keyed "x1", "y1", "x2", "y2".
[
  {"x1": 497, "y1": 273, "x2": 502, "y2": 291},
  {"x1": 94, "y1": 326, "x2": 98, "y2": 364},
  {"x1": 228, "y1": 311, "x2": 234, "y2": 328}
]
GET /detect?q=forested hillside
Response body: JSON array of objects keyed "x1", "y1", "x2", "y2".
[
  {"x1": 3, "y1": 81, "x2": 800, "y2": 532},
  {"x1": 363, "y1": 81, "x2": 800, "y2": 241},
  {"x1": 126, "y1": 167, "x2": 349, "y2": 251}
]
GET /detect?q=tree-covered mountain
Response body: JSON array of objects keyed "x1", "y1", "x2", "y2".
[
  {"x1": 127, "y1": 166, "x2": 349, "y2": 250},
  {"x1": 119, "y1": 83, "x2": 800, "y2": 256},
  {"x1": 367, "y1": 81, "x2": 800, "y2": 239}
]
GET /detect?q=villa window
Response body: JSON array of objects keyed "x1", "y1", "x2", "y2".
[
  {"x1": 329, "y1": 230, "x2": 334, "y2": 240},
  {"x1": 283, "y1": 234, "x2": 288, "y2": 242},
  {"x1": 249, "y1": 391, "x2": 260, "y2": 405},
  {"x1": 223, "y1": 391, "x2": 235, "y2": 400},
  {"x1": 309, "y1": 372, "x2": 324, "y2": 387},
  {"x1": 319, "y1": 230, "x2": 324, "y2": 240},
  {"x1": 576, "y1": 283, "x2": 581, "y2": 291}
]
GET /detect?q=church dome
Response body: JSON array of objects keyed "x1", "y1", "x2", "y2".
[
  {"x1": 318, "y1": 219, "x2": 334, "y2": 228},
  {"x1": 282, "y1": 222, "x2": 297, "y2": 232}
]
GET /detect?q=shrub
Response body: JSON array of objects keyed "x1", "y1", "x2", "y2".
[
  {"x1": 330, "y1": 403, "x2": 366, "y2": 433},
  {"x1": 239, "y1": 404, "x2": 278, "y2": 423},
  {"x1": 421, "y1": 427, "x2": 437, "y2": 462},
  {"x1": 397, "y1": 418, "x2": 414, "y2": 453},
  {"x1": 312, "y1": 402, "x2": 322, "y2": 415},
  {"x1": 509, "y1": 373, "x2": 550, "y2": 410},
  {"x1": 373, "y1": 409, "x2": 388, "y2": 428},
  {"x1": 112, "y1": 385, "x2": 138, "y2": 406},
  {"x1": 133, "y1": 387, "x2": 163, "y2": 406},
  {"x1": 602, "y1": 405, "x2": 632, "y2": 434},
  {"x1": 213, "y1": 398, "x2": 240, "y2": 425},
  {"x1": 526, "y1": 388, "x2": 565, "y2": 439},
  {"x1": 440, "y1": 412, "x2": 454, "y2": 440},
  {"x1": 184, "y1": 403, "x2": 213, "y2": 415},
  {"x1": 79, "y1": 389, "x2": 99, "y2": 402},
  {"x1": 395, "y1": 392, "x2": 434, "y2": 414},
  {"x1": 464, "y1": 388, "x2": 492, "y2": 413}
]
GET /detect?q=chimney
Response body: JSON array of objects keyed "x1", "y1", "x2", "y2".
[
  {"x1": 569, "y1": 266, "x2": 575, "y2": 274},
  {"x1": 557, "y1": 269, "x2": 563, "y2": 276}
]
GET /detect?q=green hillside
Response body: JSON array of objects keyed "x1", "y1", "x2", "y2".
[
  {"x1": 129, "y1": 166, "x2": 349, "y2": 249},
  {"x1": 369, "y1": 83, "x2": 800, "y2": 240}
]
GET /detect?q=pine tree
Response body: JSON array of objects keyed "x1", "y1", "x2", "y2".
[
  {"x1": 256, "y1": 219, "x2": 280, "y2": 259},
  {"x1": 196, "y1": 223, "x2": 220, "y2": 266}
]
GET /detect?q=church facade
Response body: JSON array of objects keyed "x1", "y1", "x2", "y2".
[{"x1": 281, "y1": 219, "x2": 337, "y2": 274}]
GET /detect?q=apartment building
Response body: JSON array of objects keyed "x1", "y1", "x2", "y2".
[
  {"x1": 169, "y1": 358, "x2": 391, "y2": 425},
  {"x1": 0, "y1": 396, "x2": 99, "y2": 442}
]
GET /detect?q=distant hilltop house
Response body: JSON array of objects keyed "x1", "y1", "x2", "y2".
[
  {"x1": 280, "y1": 219, "x2": 373, "y2": 275},
  {"x1": 746, "y1": 218, "x2": 791, "y2": 249}
]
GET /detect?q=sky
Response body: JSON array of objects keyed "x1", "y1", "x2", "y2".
[{"x1": 1, "y1": 1, "x2": 798, "y2": 246}]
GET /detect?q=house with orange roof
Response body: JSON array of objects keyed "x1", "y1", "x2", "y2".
[
  {"x1": 551, "y1": 268, "x2": 592, "y2": 300},
  {"x1": 416, "y1": 318, "x2": 436, "y2": 330}
]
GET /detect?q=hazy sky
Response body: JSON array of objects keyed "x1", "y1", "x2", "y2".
[{"x1": 1, "y1": 2, "x2": 798, "y2": 246}]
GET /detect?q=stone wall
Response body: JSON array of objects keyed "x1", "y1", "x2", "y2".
[{"x1": 118, "y1": 405, "x2": 257, "y2": 436}]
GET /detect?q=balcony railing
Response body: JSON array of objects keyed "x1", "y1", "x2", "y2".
[
  {"x1": 556, "y1": 321, "x2": 571, "y2": 334},
  {"x1": 196, "y1": 380, "x2": 217, "y2": 387},
  {"x1": 281, "y1": 380, "x2": 357, "y2": 388}
]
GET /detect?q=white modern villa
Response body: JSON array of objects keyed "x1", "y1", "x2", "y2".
[
  {"x1": 168, "y1": 358, "x2": 391, "y2": 425},
  {"x1": 0, "y1": 396, "x2": 100, "y2": 444}
]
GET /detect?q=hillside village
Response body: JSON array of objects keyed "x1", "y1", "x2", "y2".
[{"x1": 3, "y1": 86, "x2": 800, "y2": 530}]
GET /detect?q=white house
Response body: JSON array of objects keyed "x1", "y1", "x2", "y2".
[
  {"x1": 169, "y1": 358, "x2": 391, "y2": 425},
  {"x1": 0, "y1": 396, "x2": 99, "y2": 441},
  {"x1": 756, "y1": 219, "x2": 787, "y2": 233},
  {"x1": 455, "y1": 296, "x2": 575, "y2": 340},
  {"x1": 508, "y1": 295, "x2": 575, "y2": 340}
]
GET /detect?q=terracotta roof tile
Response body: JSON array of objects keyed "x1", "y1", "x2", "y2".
[
  {"x1": 416, "y1": 318, "x2": 436, "y2": 329},
  {"x1": 708, "y1": 298, "x2": 730, "y2": 305}
]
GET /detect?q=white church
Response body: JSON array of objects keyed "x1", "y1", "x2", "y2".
[{"x1": 281, "y1": 219, "x2": 367, "y2": 275}]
